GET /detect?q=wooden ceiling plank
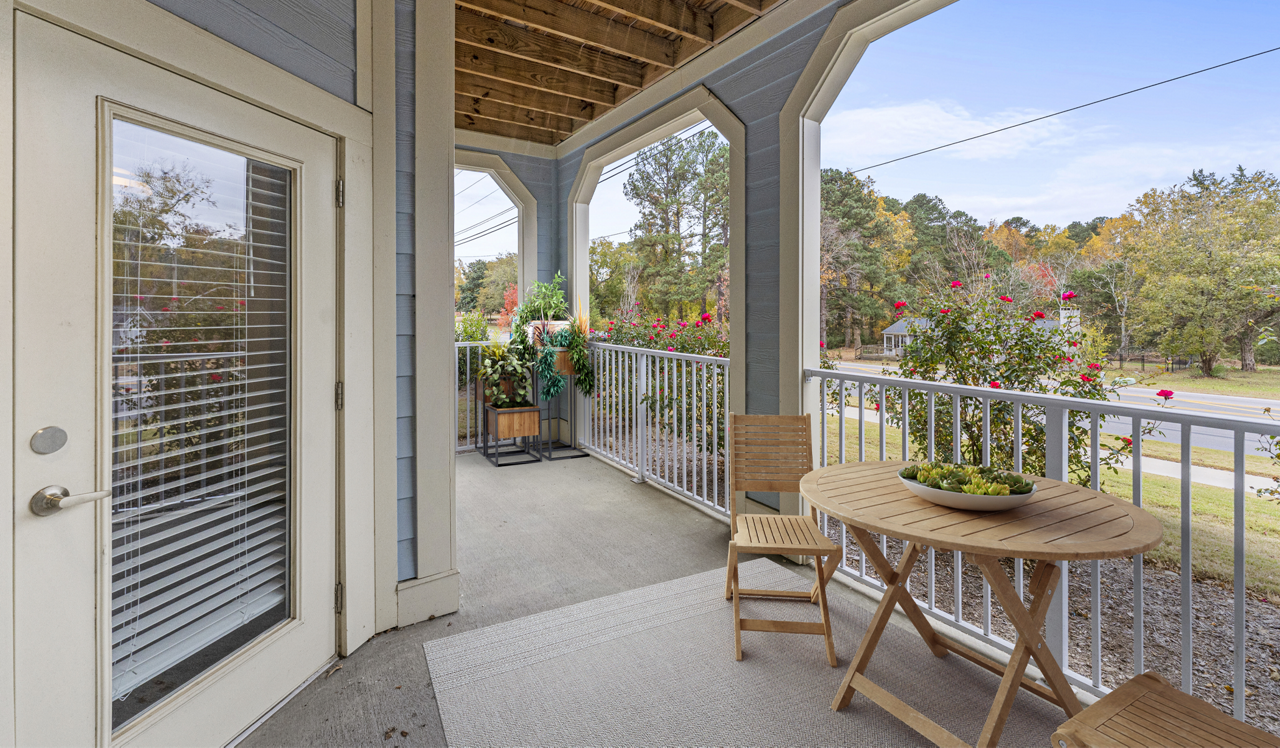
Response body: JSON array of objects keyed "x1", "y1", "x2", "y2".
[
  {"x1": 455, "y1": 0, "x2": 677, "y2": 67},
  {"x1": 456, "y1": 43, "x2": 623, "y2": 106},
  {"x1": 455, "y1": 92, "x2": 576, "y2": 135},
  {"x1": 585, "y1": 0, "x2": 712, "y2": 43},
  {"x1": 455, "y1": 112, "x2": 560, "y2": 145},
  {"x1": 456, "y1": 70, "x2": 599, "y2": 121},
  {"x1": 717, "y1": 0, "x2": 764, "y2": 16},
  {"x1": 457, "y1": 8, "x2": 644, "y2": 88}
]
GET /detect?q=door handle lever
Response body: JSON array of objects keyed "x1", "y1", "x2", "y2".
[{"x1": 30, "y1": 485, "x2": 112, "y2": 516}]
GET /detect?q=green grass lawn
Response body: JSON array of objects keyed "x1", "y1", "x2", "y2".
[
  {"x1": 1108, "y1": 364, "x2": 1280, "y2": 399},
  {"x1": 1127, "y1": 437, "x2": 1280, "y2": 482},
  {"x1": 822, "y1": 417, "x2": 1280, "y2": 597}
]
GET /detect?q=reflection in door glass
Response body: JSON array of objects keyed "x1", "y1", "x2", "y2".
[{"x1": 110, "y1": 120, "x2": 291, "y2": 729}]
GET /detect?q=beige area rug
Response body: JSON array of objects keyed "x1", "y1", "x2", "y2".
[{"x1": 423, "y1": 558, "x2": 1065, "y2": 747}]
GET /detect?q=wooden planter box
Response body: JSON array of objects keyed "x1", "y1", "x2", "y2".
[
  {"x1": 526, "y1": 320, "x2": 571, "y2": 347},
  {"x1": 486, "y1": 404, "x2": 540, "y2": 440},
  {"x1": 548, "y1": 347, "x2": 575, "y2": 377}
]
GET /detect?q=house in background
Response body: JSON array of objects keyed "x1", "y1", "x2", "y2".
[{"x1": 882, "y1": 309, "x2": 1081, "y2": 356}]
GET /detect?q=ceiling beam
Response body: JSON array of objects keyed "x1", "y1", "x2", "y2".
[
  {"x1": 455, "y1": 112, "x2": 559, "y2": 145},
  {"x1": 456, "y1": 9, "x2": 644, "y2": 89},
  {"x1": 456, "y1": 43, "x2": 624, "y2": 107},
  {"x1": 585, "y1": 0, "x2": 712, "y2": 43},
  {"x1": 717, "y1": 0, "x2": 764, "y2": 16},
  {"x1": 712, "y1": 0, "x2": 776, "y2": 43},
  {"x1": 455, "y1": 0, "x2": 677, "y2": 67},
  {"x1": 455, "y1": 93, "x2": 576, "y2": 136},
  {"x1": 456, "y1": 70, "x2": 598, "y2": 122}
]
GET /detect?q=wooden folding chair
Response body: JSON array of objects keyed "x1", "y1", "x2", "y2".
[{"x1": 724, "y1": 413, "x2": 839, "y2": 666}]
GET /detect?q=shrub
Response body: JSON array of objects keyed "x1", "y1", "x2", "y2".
[{"x1": 872, "y1": 284, "x2": 1154, "y2": 487}]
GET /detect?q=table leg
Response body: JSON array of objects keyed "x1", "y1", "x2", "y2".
[
  {"x1": 973, "y1": 556, "x2": 1082, "y2": 747},
  {"x1": 833, "y1": 531, "x2": 945, "y2": 711}
]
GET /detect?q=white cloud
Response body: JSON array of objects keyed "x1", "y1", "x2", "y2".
[{"x1": 821, "y1": 99, "x2": 1094, "y2": 167}]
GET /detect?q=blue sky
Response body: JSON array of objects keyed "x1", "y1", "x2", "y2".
[{"x1": 823, "y1": 0, "x2": 1280, "y2": 227}]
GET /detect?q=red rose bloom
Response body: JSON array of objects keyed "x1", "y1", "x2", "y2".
[
  {"x1": 894, "y1": 301, "x2": 907, "y2": 309},
  {"x1": 1033, "y1": 311, "x2": 1046, "y2": 319},
  {"x1": 939, "y1": 309, "x2": 950, "y2": 314},
  {"x1": 950, "y1": 281, "x2": 963, "y2": 288},
  {"x1": 1080, "y1": 374, "x2": 1093, "y2": 383},
  {"x1": 1157, "y1": 389, "x2": 1174, "y2": 399},
  {"x1": 989, "y1": 381, "x2": 1001, "y2": 389},
  {"x1": 999, "y1": 295, "x2": 1013, "y2": 303}
]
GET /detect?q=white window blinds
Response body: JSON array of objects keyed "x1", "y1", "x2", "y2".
[{"x1": 110, "y1": 120, "x2": 291, "y2": 721}]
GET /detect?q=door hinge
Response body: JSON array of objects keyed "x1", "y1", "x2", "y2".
[
  {"x1": 335, "y1": 582, "x2": 344, "y2": 614},
  {"x1": 335, "y1": 178, "x2": 345, "y2": 208},
  {"x1": 335, "y1": 381, "x2": 345, "y2": 411}
]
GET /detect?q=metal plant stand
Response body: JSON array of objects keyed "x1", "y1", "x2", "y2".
[
  {"x1": 537, "y1": 373, "x2": 589, "y2": 461},
  {"x1": 478, "y1": 403, "x2": 542, "y2": 467}
]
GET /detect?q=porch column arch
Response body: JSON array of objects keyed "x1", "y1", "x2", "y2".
[
  {"x1": 454, "y1": 149, "x2": 538, "y2": 302},
  {"x1": 566, "y1": 84, "x2": 746, "y2": 412},
  {"x1": 778, "y1": 0, "x2": 957, "y2": 419}
]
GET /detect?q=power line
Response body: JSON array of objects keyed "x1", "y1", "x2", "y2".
[
  {"x1": 455, "y1": 206, "x2": 515, "y2": 237},
  {"x1": 453, "y1": 172, "x2": 486, "y2": 197},
  {"x1": 456, "y1": 186, "x2": 506, "y2": 215},
  {"x1": 851, "y1": 44, "x2": 1280, "y2": 174},
  {"x1": 454, "y1": 217, "x2": 518, "y2": 247},
  {"x1": 596, "y1": 122, "x2": 717, "y2": 185}
]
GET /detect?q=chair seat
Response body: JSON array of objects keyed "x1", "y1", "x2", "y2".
[
  {"x1": 734, "y1": 514, "x2": 838, "y2": 555},
  {"x1": 1053, "y1": 671, "x2": 1280, "y2": 748}
]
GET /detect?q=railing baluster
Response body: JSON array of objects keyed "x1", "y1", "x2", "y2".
[
  {"x1": 821, "y1": 375, "x2": 828, "y2": 468},
  {"x1": 952, "y1": 394, "x2": 962, "y2": 464},
  {"x1": 926, "y1": 391, "x2": 935, "y2": 462},
  {"x1": 858, "y1": 382, "x2": 865, "y2": 463},
  {"x1": 928, "y1": 545, "x2": 936, "y2": 610},
  {"x1": 981, "y1": 397, "x2": 990, "y2": 467},
  {"x1": 1092, "y1": 558, "x2": 1101, "y2": 689},
  {"x1": 953, "y1": 549, "x2": 963, "y2": 623},
  {"x1": 901, "y1": 386, "x2": 910, "y2": 461},
  {"x1": 1181, "y1": 423, "x2": 1193, "y2": 695},
  {"x1": 838, "y1": 380, "x2": 847, "y2": 465},
  {"x1": 1132, "y1": 416, "x2": 1144, "y2": 676},
  {"x1": 1013, "y1": 402, "x2": 1023, "y2": 473},
  {"x1": 1233, "y1": 430, "x2": 1246, "y2": 720},
  {"x1": 878, "y1": 386, "x2": 887, "y2": 462}
]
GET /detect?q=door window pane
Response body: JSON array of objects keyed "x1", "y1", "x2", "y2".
[{"x1": 110, "y1": 120, "x2": 291, "y2": 729}]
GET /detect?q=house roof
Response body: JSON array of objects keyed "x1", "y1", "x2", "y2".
[{"x1": 882, "y1": 316, "x2": 1060, "y2": 336}]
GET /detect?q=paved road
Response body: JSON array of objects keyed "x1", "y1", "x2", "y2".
[{"x1": 832, "y1": 360, "x2": 1279, "y2": 457}]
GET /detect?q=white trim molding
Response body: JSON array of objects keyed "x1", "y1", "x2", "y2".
[
  {"x1": 565, "y1": 85, "x2": 747, "y2": 414},
  {"x1": 454, "y1": 150, "x2": 539, "y2": 302},
  {"x1": 777, "y1": 0, "x2": 957, "y2": 420}
]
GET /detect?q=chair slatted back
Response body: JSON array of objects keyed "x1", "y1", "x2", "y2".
[{"x1": 728, "y1": 413, "x2": 815, "y2": 527}]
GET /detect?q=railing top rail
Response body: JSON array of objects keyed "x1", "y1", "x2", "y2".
[
  {"x1": 590, "y1": 341, "x2": 729, "y2": 366},
  {"x1": 806, "y1": 367, "x2": 1280, "y2": 436}
]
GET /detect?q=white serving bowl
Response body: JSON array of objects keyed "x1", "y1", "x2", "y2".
[{"x1": 898, "y1": 474, "x2": 1036, "y2": 512}]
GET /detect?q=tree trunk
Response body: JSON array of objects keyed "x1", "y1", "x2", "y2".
[
  {"x1": 819, "y1": 285, "x2": 828, "y2": 349},
  {"x1": 1200, "y1": 352, "x2": 1218, "y2": 378},
  {"x1": 1242, "y1": 333, "x2": 1257, "y2": 373},
  {"x1": 843, "y1": 307, "x2": 854, "y2": 349},
  {"x1": 1118, "y1": 317, "x2": 1127, "y2": 370},
  {"x1": 853, "y1": 323, "x2": 862, "y2": 352}
]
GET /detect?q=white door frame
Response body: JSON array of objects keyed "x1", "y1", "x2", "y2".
[{"x1": 2, "y1": 0, "x2": 379, "y2": 742}]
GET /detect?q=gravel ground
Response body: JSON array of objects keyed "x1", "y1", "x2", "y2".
[{"x1": 818, "y1": 517, "x2": 1280, "y2": 736}]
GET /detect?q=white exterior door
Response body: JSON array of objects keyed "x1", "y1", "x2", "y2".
[{"x1": 13, "y1": 12, "x2": 338, "y2": 746}]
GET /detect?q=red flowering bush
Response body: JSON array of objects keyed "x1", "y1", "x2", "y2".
[{"x1": 866, "y1": 284, "x2": 1149, "y2": 486}]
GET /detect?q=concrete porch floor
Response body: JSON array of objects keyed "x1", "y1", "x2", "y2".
[
  {"x1": 241, "y1": 453, "x2": 750, "y2": 747},
  {"x1": 238, "y1": 453, "x2": 1059, "y2": 747}
]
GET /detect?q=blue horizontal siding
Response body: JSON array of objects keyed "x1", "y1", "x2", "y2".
[{"x1": 146, "y1": 0, "x2": 358, "y2": 103}]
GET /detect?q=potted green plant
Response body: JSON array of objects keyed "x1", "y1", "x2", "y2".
[
  {"x1": 478, "y1": 342, "x2": 540, "y2": 441},
  {"x1": 532, "y1": 313, "x2": 595, "y2": 400},
  {"x1": 523, "y1": 271, "x2": 570, "y2": 346}
]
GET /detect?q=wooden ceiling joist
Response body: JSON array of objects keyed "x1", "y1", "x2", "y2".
[
  {"x1": 455, "y1": 93, "x2": 576, "y2": 136},
  {"x1": 456, "y1": 112, "x2": 559, "y2": 145},
  {"x1": 456, "y1": 70, "x2": 599, "y2": 122},
  {"x1": 455, "y1": 0, "x2": 678, "y2": 67},
  {"x1": 456, "y1": 44, "x2": 626, "y2": 107},
  {"x1": 456, "y1": 8, "x2": 645, "y2": 89},
  {"x1": 584, "y1": 0, "x2": 712, "y2": 43},
  {"x1": 454, "y1": 0, "x2": 788, "y2": 145}
]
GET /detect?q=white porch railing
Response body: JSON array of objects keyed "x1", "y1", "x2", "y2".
[
  {"x1": 805, "y1": 367, "x2": 1280, "y2": 722},
  {"x1": 455, "y1": 341, "x2": 487, "y2": 452},
  {"x1": 585, "y1": 342, "x2": 730, "y2": 515}
]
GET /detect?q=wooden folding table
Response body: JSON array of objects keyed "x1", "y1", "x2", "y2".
[{"x1": 799, "y1": 461, "x2": 1163, "y2": 748}]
